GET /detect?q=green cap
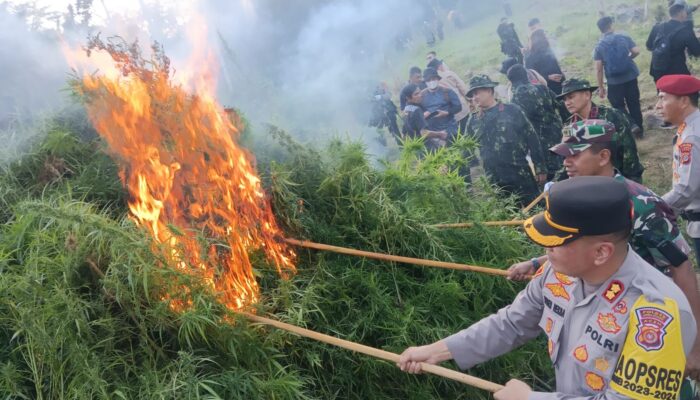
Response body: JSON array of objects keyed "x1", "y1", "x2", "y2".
[
  {"x1": 467, "y1": 74, "x2": 499, "y2": 97},
  {"x1": 550, "y1": 119, "x2": 616, "y2": 157},
  {"x1": 556, "y1": 78, "x2": 598, "y2": 99}
]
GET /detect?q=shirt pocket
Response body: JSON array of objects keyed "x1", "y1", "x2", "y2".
[{"x1": 538, "y1": 310, "x2": 564, "y2": 363}]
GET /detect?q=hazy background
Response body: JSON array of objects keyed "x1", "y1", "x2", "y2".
[{"x1": 0, "y1": 0, "x2": 503, "y2": 159}]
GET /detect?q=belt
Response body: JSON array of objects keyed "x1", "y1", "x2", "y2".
[{"x1": 682, "y1": 210, "x2": 700, "y2": 221}]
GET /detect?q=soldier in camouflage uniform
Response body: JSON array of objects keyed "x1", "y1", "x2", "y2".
[
  {"x1": 466, "y1": 74, "x2": 547, "y2": 206},
  {"x1": 507, "y1": 64, "x2": 564, "y2": 179},
  {"x1": 507, "y1": 120, "x2": 700, "y2": 399},
  {"x1": 557, "y1": 78, "x2": 644, "y2": 183}
]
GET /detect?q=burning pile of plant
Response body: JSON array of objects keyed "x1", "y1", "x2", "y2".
[{"x1": 0, "y1": 38, "x2": 553, "y2": 398}]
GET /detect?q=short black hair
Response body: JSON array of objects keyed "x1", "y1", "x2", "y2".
[
  {"x1": 597, "y1": 16, "x2": 613, "y2": 33},
  {"x1": 670, "y1": 3, "x2": 687, "y2": 17},
  {"x1": 427, "y1": 51, "x2": 436, "y2": 57},
  {"x1": 409, "y1": 66, "x2": 422, "y2": 77},
  {"x1": 588, "y1": 141, "x2": 615, "y2": 155},
  {"x1": 690, "y1": 92, "x2": 700, "y2": 107},
  {"x1": 528, "y1": 18, "x2": 540, "y2": 27}
]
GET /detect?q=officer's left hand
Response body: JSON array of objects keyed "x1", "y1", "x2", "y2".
[
  {"x1": 494, "y1": 379, "x2": 532, "y2": 400},
  {"x1": 686, "y1": 346, "x2": 700, "y2": 381}
]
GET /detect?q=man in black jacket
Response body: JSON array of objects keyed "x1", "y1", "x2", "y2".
[{"x1": 647, "y1": 3, "x2": 700, "y2": 82}]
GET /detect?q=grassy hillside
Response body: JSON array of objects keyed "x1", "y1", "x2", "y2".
[{"x1": 390, "y1": 0, "x2": 700, "y2": 194}]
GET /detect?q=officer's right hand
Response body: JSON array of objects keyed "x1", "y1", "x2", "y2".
[{"x1": 507, "y1": 260, "x2": 535, "y2": 281}]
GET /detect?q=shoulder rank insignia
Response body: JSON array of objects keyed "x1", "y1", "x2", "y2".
[
  {"x1": 597, "y1": 313, "x2": 621, "y2": 334},
  {"x1": 602, "y1": 280, "x2": 624, "y2": 303},
  {"x1": 545, "y1": 282, "x2": 570, "y2": 301}
]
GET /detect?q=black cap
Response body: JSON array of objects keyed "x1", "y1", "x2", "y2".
[
  {"x1": 523, "y1": 176, "x2": 632, "y2": 247},
  {"x1": 423, "y1": 67, "x2": 441, "y2": 81},
  {"x1": 427, "y1": 58, "x2": 443, "y2": 70},
  {"x1": 557, "y1": 78, "x2": 598, "y2": 99}
]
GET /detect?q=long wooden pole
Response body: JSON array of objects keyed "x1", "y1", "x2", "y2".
[
  {"x1": 521, "y1": 191, "x2": 546, "y2": 214},
  {"x1": 431, "y1": 191, "x2": 545, "y2": 230},
  {"x1": 284, "y1": 238, "x2": 510, "y2": 277},
  {"x1": 242, "y1": 312, "x2": 504, "y2": 393},
  {"x1": 432, "y1": 220, "x2": 525, "y2": 229}
]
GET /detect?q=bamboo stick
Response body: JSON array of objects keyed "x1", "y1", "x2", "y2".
[
  {"x1": 430, "y1": 191, "x2": 544, "y2": 230},
  {"x1": 242, "y1": 312, "x2": 504, "y2": 393},
  {"x1": 521, "y1": 191, "x2": 546, "y2": 214},
  {"x1": 431, "y1": 220, "x2": 525, "y2": 229},
  {"x1": 284, "y1": 238, "x2": 510, "y2": 277}
]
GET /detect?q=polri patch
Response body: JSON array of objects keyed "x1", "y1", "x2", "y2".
[{"x1": 635, "y1": 307, "x2": 673, "y2": 351}]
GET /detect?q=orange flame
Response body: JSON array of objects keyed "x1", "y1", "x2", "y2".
[{"x1": 69, "y1": 32, "x2": 295, "y2": 311}]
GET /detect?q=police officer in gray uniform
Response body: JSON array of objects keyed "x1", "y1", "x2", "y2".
[
  {"x1": 399, "y1": 176, "x2": 696, "y2": 400},
  {"x1": 657, "y1": 75, "x2": 700, "y2": 267}
]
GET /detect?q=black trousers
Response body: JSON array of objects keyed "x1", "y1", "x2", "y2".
[{"x1": 607, "y1": 78, "x2": 643, "y2": 134}]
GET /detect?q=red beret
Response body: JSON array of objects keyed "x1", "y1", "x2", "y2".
[{"x1": 656, "y1": 74, "x2": 700, "y2": 96}]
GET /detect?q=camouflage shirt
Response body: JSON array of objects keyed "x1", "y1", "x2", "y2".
[
  {"x1": 568, "y1": 104, "x2": 644, "y2": 183},
  {"x1": 511, "y1": 82, "x2": 563, "y2": 175},
  {"x1": 615, "y1": 172, "x2": 691, "y2": 271},
  {"x1": 467, "y1": 102, "x2": 546, "y2": 186}
]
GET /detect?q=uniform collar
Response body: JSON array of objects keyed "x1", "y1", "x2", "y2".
[{"x1": 684, "y1": 109, "x2": 700, "y2": 126}]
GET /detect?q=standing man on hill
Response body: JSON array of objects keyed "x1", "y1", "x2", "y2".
[
  {"x1": 507, "y1": 64, "x2": 563, "y2": 180},
  {"x1": 466, "y1": 74, "x2": 547, "y2": 205},
  {"x1": 428, "y1": 59, "x2": 470, "y2": 134},
  {"x1": 647, "y1": 3, "x2": 700, "y2": 83},
  {"x1": 558, "y1": 78, "x2": 644, "y2": 183},
  {"x1": 420, "y1": 68, "x2": 462, "y2": 150},
  {"x1": 594, "y1": 16, "x2": 644, "y2": 138},
  {"x1": 497, "y1": 18, "x2": 524, "y2": 64},
  {"x1": 657, "y1": 75, "x2": 700, "y2": 277}
]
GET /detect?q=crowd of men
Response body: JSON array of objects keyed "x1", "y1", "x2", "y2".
[{"x1": 388, "y1": 2, "x2": 700, "y2": 399}]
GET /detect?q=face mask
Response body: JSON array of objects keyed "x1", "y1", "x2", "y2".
[{"x1": 426, "y1": 81, "x2": 439, "y2": 90}]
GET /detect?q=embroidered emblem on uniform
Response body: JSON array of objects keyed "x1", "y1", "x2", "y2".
[
  {"x1": 545, "y1": 282, "x2": 570, "y2": 300},
  {"x1": 594, "y1": 357, "x2": 609, "y2": 372},
  {"x1": 613, "y1": 300, "x2": 627, "y2": 315},
  {"x1": 602, "y1": 280, "x2": 624, "y2": 303},
  {"x1": 597, "y1": 313, "x2": 621, "y2": 334},
  {"x1": 635, "y1": 307, "x2": 674, "y2": 351},
  {"x1": 585, "y1": 372, "x2": 605, "y2": 391},
  {"x1": 545, "y1": 318, "x2": 553, "y2": 334},
  {"x1": 548, "y1": 339, "x2": 554, "y2": 356},
  {"x1": 679, "y1": 143, "x2": 693, "y2": 165},
  {"x1": 555, "y1": 272, "x2": 573, "y2": 285},
  {"x1": 533, "y1": 265, "x2": 544, "y2": 278},
  {"x1": 573, "y1": 345, "x2": 588, "y2": 362}
]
